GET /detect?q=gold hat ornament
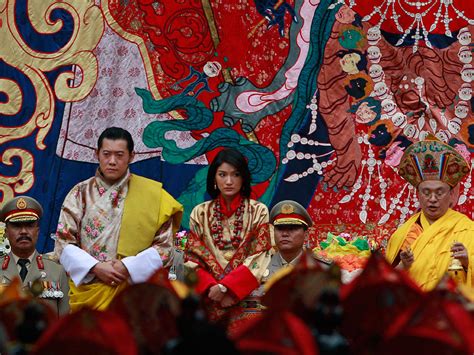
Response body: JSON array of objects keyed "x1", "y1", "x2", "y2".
[
  {"x1": 397, "y1": 135, "x2": 470, "y2": 188},
  {"x1": 0, "y1": 196, "x2": 43, "y2": 223}
]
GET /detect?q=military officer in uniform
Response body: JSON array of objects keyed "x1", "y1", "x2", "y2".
[
  {"x1": 0, "y1": 196, "x2": 69, "y2": 316},
  {"x1": 263, "y1": 200, "x2": 330, "y2": 282}
]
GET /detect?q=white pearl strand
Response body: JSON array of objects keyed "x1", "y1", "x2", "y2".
[
  {"x1": 329, "y1": 0, "x2": 474, "y2": 51},
  {"x1": 365, "y1": 21, "x2": 471, "y2": 141},
  {"x1": 282, "y1": 94, "x2": 335, "y2": 183},
  {"x1": 339, "y1": 135, "x2": 388, "y2": 224},
  {"x1": 457, "y1": 158, "x2": 473, "y2": 206}
]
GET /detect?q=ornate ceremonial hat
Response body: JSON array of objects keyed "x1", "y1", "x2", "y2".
[
  {"x1": 232, "y1": 310, "x2": 318, "y2": 355},
  {"x1": 270, "y1": 200, "x2": 313, "y2": 227},
  {"x1": 33, "y1": 308, "x2": 137, "y2": 355},
  {"x1": 397, "y1": 136, "x2": 470, "y2": 188},
  {"x1": 0, "y1": 196, "x2": 43, "y2": 223}
]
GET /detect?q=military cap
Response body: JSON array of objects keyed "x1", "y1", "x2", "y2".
[
  {"x1": 270, "y1": 200, "x2": 312, "y2": 227},
  {"x1": 0, "y1": 196, "x2": 43, "y2": 223}
]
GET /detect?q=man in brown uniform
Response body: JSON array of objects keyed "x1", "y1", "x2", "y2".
[{"x1": 0, "y1": 196, "x2": 69, "y2": 316}]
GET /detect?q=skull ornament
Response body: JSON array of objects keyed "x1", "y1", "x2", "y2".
[
  {"x1": 369, "y1": 64, "x2": 384, "y2": 82},
  {"x1": 447, "y1": 118, "x2": 462, "y2": 134},
  {"x1": 367, "y1": 46, "x2": 381, "y2": 63},
  {"x1": 461, "y1": 64, "x2": 473, "y2": 83},
  {"x1": 458, "y1": 46, "x2": 472, "y2": 64},
  {"x1": 458, "y1": 83, "x2": 472, "y2": 101},
  {"x1": 403, "y1": 124, "x2": 419, "y2": 138},
  {"x1": 203, "y1": 61, "x2": 222, "y2": 78},
  {"x1": 392, "y1": 112, "x2": 407, "y2": 128},
  {"x1": 457, "y1": 27, "x2": 471, "y2": 46},
  {"x1": 373, "y1": 82, "x2": 389, "y2": 100},
  {"x1": 382, "y1": 98, "x2": 396, "y2": 115},
  {"x1": 435, "y1": 130, "x2": 450, "y2": 142},
  {"x1": 367, "y1": 26, "x2": 381, "y2": 45},
  {"x1": 454, "y1": 101, "x2": 469, "y2": 119}
]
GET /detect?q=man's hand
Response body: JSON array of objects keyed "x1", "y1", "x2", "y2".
[
  {"x1": 91, "y1": 261, "x2": 128, "y2": 286},
  {"x1": 451, "y1": 242, "x2": 469, "y2": 270},
  {"x1": 220, "y1": 294, "x2": 237, "y2": 308},
  {"x1": 208, "y1": 285, "x2": 225, "y2": 302},
  {"x1": 112, "y1": 260, "x2": 130, "y2": 278},
  {"x1": 400, "y1": 249, "x2": 414, "y2": 269}
]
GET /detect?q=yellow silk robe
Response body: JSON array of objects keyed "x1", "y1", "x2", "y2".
[{"x1": 386, "y1": 209, "x2": 474, "y2": 291}]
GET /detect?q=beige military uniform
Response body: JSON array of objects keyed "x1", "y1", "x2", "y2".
[
  {"x1": 262, "y1": 251, "x2": 330, "y2": 281},
  {"x1": 0, "y1": 251, "x2": 69, "y2": 316}
]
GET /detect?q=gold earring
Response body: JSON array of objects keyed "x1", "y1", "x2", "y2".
[{"x1": 214, "y1": 183, "x2": 217, "y2": 189}]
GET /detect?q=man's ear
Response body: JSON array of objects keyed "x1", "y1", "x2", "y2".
[
  {"x1": 129, "y1": 151, "x2": 135, "y2": 163},
  {"x1": 448, "y1": 184, "x2": 460, "y2": 208},
  {"x1": 95, "y1": 149, "x2": 100, "y2": 160}
]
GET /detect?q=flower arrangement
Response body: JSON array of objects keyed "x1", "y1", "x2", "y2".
[
  {"x1": 175, "y1": 230, "x2": 188, "y2": 251},
  {"x1": 0, "y1": 225, "x2": 10, "y2": 257},
  {"x1": 313, "y1": 232, "x2": 378, "y2": 271}
]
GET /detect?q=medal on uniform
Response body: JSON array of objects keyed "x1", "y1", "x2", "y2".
[
  {"x1": 51, "y1": 281, "x2": 58, "y2": 297},
  {"x1": 57, "y1": 281, "x2": 63, "y2": 298},
  {"x1": 43, "y1": 281, "x2": 50, "y2": 297},
  {"x1": 168, "y1": 266, "x2": 177, "y2": 281}
]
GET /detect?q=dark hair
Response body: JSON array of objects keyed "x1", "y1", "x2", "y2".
[
  {"x1": 98, "y1": 127, "x2": 134, "y2": 153},
  {"x1": 206, "y1": 148, "x2": 252, "y2": 199},
  {"x1": 352, "y1": 13, "x2": 363, "y2": 28},
  {"x1": 345, "y1": 77, "x2": 368, "y2": 99}
]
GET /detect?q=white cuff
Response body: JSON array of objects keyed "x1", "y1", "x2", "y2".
[
  {"x1": 60, "y1": 244, "x2": 99, "y2": 286},
  {"x1": 121, "y1": 247, "x2": 163, "y2": 284}
]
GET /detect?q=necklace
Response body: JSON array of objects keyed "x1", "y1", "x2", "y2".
[
  {"x1": 329, "y1": 0, "x2": 474, "y2": 50},
  {"x1": 211, "y1": 198, "x2": 245, "y2": 250}
]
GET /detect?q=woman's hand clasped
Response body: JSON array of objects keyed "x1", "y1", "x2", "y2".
[{"x1": 208, "y1": 284, "x2": 226, "y2": 302}]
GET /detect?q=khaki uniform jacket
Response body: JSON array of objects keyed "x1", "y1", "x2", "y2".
[
  {"x1": 266, "y1": 251, "x2": 289, "y2": 280},
  {"x1": 261, "y1": 251, "x2": 331, "y2": 284},
  {"x1": 0, "y1": 251, "x2": 69, "y2": 316}
]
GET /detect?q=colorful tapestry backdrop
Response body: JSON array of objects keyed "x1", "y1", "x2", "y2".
[{"x1": 0, "y1": 0, "x2": 473, "y2": 253}]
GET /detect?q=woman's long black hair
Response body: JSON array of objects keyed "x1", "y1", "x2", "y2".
[{"x1": 206, "y1": 148, "x2": 252, "y2": 199}]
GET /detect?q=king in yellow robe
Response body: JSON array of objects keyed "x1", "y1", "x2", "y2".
[{"x1": 54, "y1": 170, "x2": 183, "y2": 311}]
